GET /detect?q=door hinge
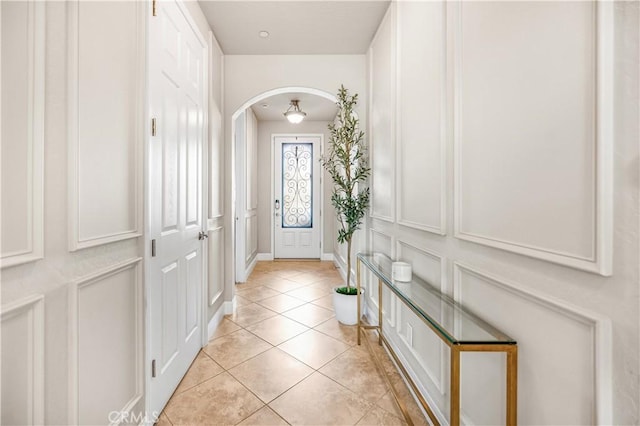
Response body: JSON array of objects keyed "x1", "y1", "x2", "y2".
[
  {"x1": 152, "y1": 0, "x2": 157, "y2": 17},
  {"x1": 151, "y1": 118, "x2": 157, "y2": 136},
  {"x1": 151, "y1": 239, "x2": 157, "y2": 257},
  {"x1": 151, "y1": 359, "x2": 157, "y2": 378}
]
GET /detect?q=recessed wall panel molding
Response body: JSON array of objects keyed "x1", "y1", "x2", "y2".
[
  {"x1": 68, "y1": 258, "x2": 143, "y2": 425},
  {"x1": 395, "y1": 303, "x2": 446, "y2": 397},
  {"x1": 369, "y1": 228, "x2": 393, "y2": 260},
  {"x1": 208, "y1": 226, "x2": 224, "y2": 306},
  {"x1": 1, "y1": 294, "x2": 45, "y2": 425},
  {"x1": 245, "y1": 214, "x2": 257, "y2": 263},
  {"x1": 396, "y1": 1, "x2": 446, "y2": 235},
  {"x1": 394, "y1": 240, "x2": 447, "y2": 396},
  {"x1": 245, "y1": 109, "x2": 258, "y2": 211},
  {"x1": 369, "y1": 4, "x2": 395, "y2": 223},
  {"x1": 0, "y1": 1, "x2": 45, "y2": 268},
  {"x1": 368, "y1": 228, "x2": 395, "y2": 327},
  {"x1": 453, "y1": 262, "x2": 612, "y2": 425},
  {"x1": 67, "y1": 1, "x2": 144, "y2": 251},
  {"x1": 395, "y1": 240, "x2": 446, "y2": 291},
  {"x1": 209, "y1": 103, "x2": 224, "y2": 219},
  {"x1": 452, "y1": 1, "x2": 613, "y2": 275}
]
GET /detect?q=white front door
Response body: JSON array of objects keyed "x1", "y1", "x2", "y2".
[
  {"x1": 148, "y1": 0, "x2": 207, "y2": 415},
  {"x1": 274, "y1": 136, "x2": 321, "y2": 259}
]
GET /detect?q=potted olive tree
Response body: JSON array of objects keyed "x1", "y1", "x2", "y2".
[{"x1": 321, "y1": 85, "x2": 370, "y2": 325}]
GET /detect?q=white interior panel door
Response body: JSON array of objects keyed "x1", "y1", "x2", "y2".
[
  {"x1": 148, "y1": 0, "x2": 206, "y2": 415},
  {"x1": 274, "y1": 136, "x2": 321, "y2": 259}
]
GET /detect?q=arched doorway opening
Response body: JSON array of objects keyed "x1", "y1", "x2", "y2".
[{"x1": 230, "y1": 87, "x2": 338, "y2": 284}]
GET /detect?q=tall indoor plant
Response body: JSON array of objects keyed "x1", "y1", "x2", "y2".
[{"x1": 321, "y1": 85, "x2": 370, "y2": 325}]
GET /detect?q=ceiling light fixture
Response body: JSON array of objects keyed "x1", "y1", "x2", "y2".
[
  {"x1": 284, "y1": 100, "x2": 306, "y2": 124},
  {"x1": 259, "y1": 30, "x2": 269, "y2": 38}
]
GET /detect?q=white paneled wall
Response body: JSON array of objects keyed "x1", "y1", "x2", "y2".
[
  {"x1": 369, "y1": 6, "x2": 395, "y2": 222},
  {"x1": 366, "y1": 1, "x2": 637, "y2": 424},
  {"x1": 206, "y1": 30, "x2": 226, "y2": 321},
  {"x1": 396, "y1": 1, "x2": 446, "y2": 235},
  {"x1": 0, "y1": 0, "x2": 44, "y2": 268},
  {"x1": 67, "y1": 1, "x2": 144, "y2": 250},
  {"x1": 245, "y1": 108, "x2": 259, "y2": 263},
  {"x1": 234, "y1": 107, "x2": 258, "y2": 281},
  {"x1": 1, "y1": 295, "x2": 45, "y2": 425},
  {"x1": 453, "y1": 1, "x2": 612, "y2": 275},
  {"x1": 208, "y1": 226, "x2": 225, "y2": 306},
  {"x1": 69, "y1": 259, "x2": 143, "y2": 425},
  {"x1": 1, "y1": 1, "x2": 224, "y2": 423}
]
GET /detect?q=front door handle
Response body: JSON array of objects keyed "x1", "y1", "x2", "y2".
[{"x1": 198, "y1": 231, "x2": 208, "y2": 241}]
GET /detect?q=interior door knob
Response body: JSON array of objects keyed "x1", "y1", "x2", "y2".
[{"x1": 198, "y1": 231, "x2": 208, "y2": 240}]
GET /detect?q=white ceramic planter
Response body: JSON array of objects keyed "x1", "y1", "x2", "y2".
[{"x1": 332, "y1": 287, "x2": 364, "y2": 325}]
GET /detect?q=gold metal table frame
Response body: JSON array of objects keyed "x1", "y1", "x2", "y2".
[{"x1": 356, "y1": 254, "x2": 518, "y2": 426}]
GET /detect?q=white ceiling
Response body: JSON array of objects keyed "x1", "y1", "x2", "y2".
[
  {"x1": 198, "y1": 1, "x2": 390, "y2": 55},
  {"x1": 251, "y1": 92, "x2": 338, "y2": 121}
]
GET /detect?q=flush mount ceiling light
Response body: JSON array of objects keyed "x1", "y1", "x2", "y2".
[
  {"x1": 284, "y1": 100, "x2": 306, "y2": 124},
  {"x1": 259, "y1": 30, "x2": 269, "y2": 38}
]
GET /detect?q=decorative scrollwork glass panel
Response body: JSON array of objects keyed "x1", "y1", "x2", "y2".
[{"x1": 282, "y1": 143, "x2": 313, "y2": 228}]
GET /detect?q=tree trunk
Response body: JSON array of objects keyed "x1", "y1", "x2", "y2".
[{"x1": 346, "y1": 238, "x2": 352, "y2": 289}]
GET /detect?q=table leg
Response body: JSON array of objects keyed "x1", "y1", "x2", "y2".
[
  {"x1": 506, "y1": 347, "x2": 518, "y2": 425},
  {"x1": 378, "y1": 278, "x2": 383, "y2": 345},
  {"x1": 356, "y1": 259, "x2": 361, "y2": 346},
  {"x1": 450, "y1": 346, "x2": 460, "y2": 426}
]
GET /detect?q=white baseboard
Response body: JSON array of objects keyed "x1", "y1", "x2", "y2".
[
  {"x1": 246, "y1": 256, "x2": 257, "y2": 278},
  {"x1": 207, "y1": 303, "x2": 227, "y2": 340},
  {"x1": 256, "y1": 253, "x2": 274, "y2": 261},
  {"x1": 225, "y1": 297, "x2": 236, "y2": 315},
  {"x1": 237, "y1": 256, "x2": 258, "y2": 283},
  {"x1": 321, "y1": 253, "x2": 334, "y2": 262},
  {"x1": 207, "y1": 298, "x2": 237, "y2": 340}
]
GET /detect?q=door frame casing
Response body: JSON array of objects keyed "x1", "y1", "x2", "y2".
[
  {"x1": 144, "y1": 0, "x2": 209, "y2": 421},
  {"x1": 271, "y1": 133, "x2": 324, "y2": 259}
]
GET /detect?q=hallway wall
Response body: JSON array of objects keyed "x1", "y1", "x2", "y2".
[
  {"x1": 0, "y1": 1, "x2": 224, "y2": 423},
  {"x1": 233, "y1": 108, "x2": 259, "y2": 282},
  {"x1": 365, "y1": 2, "x2": 639, "y2": 424},
  {"x1": 256, "y1": 120, "x2": 335, "y2": 259},
  {"x1": 1, "y1": 2, "x2": 145, "y2": 423}
]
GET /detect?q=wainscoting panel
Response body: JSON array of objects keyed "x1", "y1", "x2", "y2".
[
  {"x1": 367, "y1": 229, "x2": 395, "y2": 328},
  {"x1": 395, "y1": 240, "x2": 445, "y2": 290},
  {"x1": 0, "y1": 0, "x2": 45, "y2": 268},
  {"x1": 209, "y1": 103, "x2": 224, "y2": 219},
  {"x1": 396, "y1": 1, "x2": 446, "y2": 235},
  {"x1": 69, "y1": 258, "x2": 143, "y2": 425},
  {"x1": 1, "y1": 295, "x2": 45, "y2": 425},
  {"x1": 453, "y1": 263, "x2": 611, "y2": 425},
  {"x1": 245, "y1": 214, "x2": 258, "y2": 263},
  {"x1": 453, "y1": 1, "x2": 613, "y2": 275},
  {"x1": 369, "y1": 5, "x2": 395, "y2": 222},
  {"x1": 245, "y1": 108, "x2": 258, "y2": 211},
  {"x1": 208, "y1": 226, "x2": 224, "y2": 306},
  {"x1": 394, "y1": 240, "x2": 447, "y2": 397},
  {"x1": 67, "y1": 1, "x2": 143, "y2": 250}
]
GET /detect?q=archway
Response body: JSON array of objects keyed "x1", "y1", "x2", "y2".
[{"x1": 230, "y1": 86, "x2": 338, "y2": 285}]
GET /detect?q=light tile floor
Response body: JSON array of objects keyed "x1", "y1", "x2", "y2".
[{"x1": 158, "y1": 261, "x2": 428, "y2": 426}]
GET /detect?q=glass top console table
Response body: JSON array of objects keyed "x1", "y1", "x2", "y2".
[{"x1": 356, "y1": 253, "x2": 518, "y2": 426}]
